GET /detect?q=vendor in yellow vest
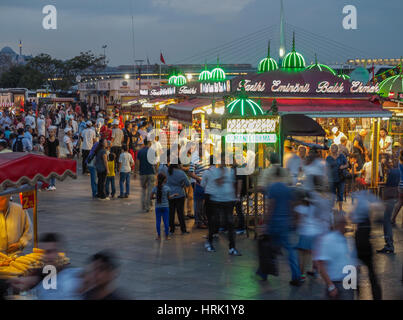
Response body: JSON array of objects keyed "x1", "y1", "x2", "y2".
[{"x1": 0, "y1": 195, "x2": 32, "y2": 255}]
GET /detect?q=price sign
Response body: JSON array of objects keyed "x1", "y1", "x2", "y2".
[{"x1": 19, "y1": 190, "x2": 35, "y2": 209}]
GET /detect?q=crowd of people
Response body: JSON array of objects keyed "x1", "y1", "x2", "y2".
[{"x1": 1, "y1": 104, "x2": 403, "y2": 300}]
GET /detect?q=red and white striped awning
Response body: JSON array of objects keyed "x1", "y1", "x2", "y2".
[{"x1": 0, "y1": 103, "x2": 14, "y2": 107}]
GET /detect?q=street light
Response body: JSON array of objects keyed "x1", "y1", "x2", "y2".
[
  {"x1": 102, "y1": 45, "x2": 107, "y2": 66},
  {"x1": 186, "y1": 73, "x2": 193, "y2": 81},
  {"x1": 124, "y1": 74, "x2": 130, "y2": 80}
]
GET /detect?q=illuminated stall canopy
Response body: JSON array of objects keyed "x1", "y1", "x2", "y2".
[
  {"x1": 199, "y1": 64, "x2": 212, "y2": 82},
  {"x1": 226, "y1": 81, "x2": 264, "y2": 116},
  {"x1": 168, "y1": 75, "x2": 177, "y2": 85},
  {"x1": 378, "y1": 73, "x2": 403, "y2": 99},
  {"x1": 174, "y1": 74, "x2": 187, "y2": 86},
  {"x1": 338, "y1": 73, "x2": 351, "y2": 80},
  {"x1": 211, "y1": 57, "x2": 226, "y2": 82},
  {"x1": 305, "y1": 54, "x2": 336, "y2": 76},
  {"x1": 281, "y1": 32, "x2": 306, "y2": 71},
  {"x1": 225, "y1": 118, "x2": 278, "y2": 144},
  {"x1": 258, "y1": 41, "x2": 279, "y2": 73}
]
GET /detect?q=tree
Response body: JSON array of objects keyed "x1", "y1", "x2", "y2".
[
  {"x1": 0, "y1": 51, "x2": 106, "y2": 90},
  {"x1": 0, "y1": 54, "x2": 13, "y2": 76},
  {"x1": 0, "y1": 65, "x2": 26, "y2": 88},
  {"x1": 26, "y1": 54, "x2": 64, "y2": 91}
]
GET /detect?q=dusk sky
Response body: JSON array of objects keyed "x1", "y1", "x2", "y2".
[{"x1": 1, "y1": 0, "x2": 402, "y2": 66}]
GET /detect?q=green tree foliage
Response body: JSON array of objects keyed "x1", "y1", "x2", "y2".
[{"x1": 0, "y1": 51, "x2": 105, "y2": 90}]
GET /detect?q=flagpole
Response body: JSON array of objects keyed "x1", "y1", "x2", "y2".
[{"x1": 159, "y1": 50, "x2": 162, "y2": 80}]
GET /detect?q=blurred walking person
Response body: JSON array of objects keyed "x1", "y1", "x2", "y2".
[
  {"x1": 316, "y1": 214, "x2": 358, "y2": 300},
  {"x1": 135, "y1": 139, "x2": 156, "y2": 212},
  {"x1": 202, "y1": 154, "x2": 241, "y2": 255},
  {"x1": 391, "y1": 150, "x2": 403, "y2": 227},
  {"x1": 81, "y1": 250, "x2": 126, "y2": 300},
  {"x1": 167, "y1": 164, "x2": 190, "y2": 235},
  {"x1": 377, "y1": 159, "x2": 399, "y2": 254},
  {"x1": 258, "y1": 165, "x2": 300, "y2": 284},
  {"x1": 95, "y1": 139, "x2": 109, "y2": 200},
  {"x1": 326, "y1": 144, "x2": 348, "y2": 212},
  {"x1": 351, "y1": 190, "x2": 383, "y2": 300}
]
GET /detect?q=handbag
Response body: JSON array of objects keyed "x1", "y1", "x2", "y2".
[{"x1": 257, "y1": 235, "x2": 280, "y2": 276}]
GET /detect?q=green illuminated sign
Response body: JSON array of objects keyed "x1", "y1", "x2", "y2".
[
  {"x1": 258, "y1": 41, "x2": 278, "y2": 73},
  {"x1": 281, "y1": 32, "x2": 306, "y2": 70},
  {"x1": 226, "y1": 134, "x2": 277, "y2": 143}
]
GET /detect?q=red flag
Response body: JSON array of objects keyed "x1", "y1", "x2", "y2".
[
  {"x1": 160, "y1": 52, "x2": 166, "y2": 64},
  {"x1": 372, "y1": 63, "x2": 375, "y2": 85}
]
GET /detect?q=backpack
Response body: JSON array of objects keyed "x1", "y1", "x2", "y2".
[{"x1": 13, "y1": 137, "x2": 24, "y2": 152}]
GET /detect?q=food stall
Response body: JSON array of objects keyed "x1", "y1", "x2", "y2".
[
  {"x1": 0, "y1": 153, "x2": 76, "y2": 279},
  {"x1": 206, "y1": 86, "x2": 326, "y2": 237}
]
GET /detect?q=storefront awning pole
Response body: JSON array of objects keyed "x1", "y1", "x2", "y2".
[
  {"x1": 370, "y1": 118, "x2": 380, "y2": 191},
  {"x1": 33, "y1": 184, "x2": 38, "y2": 248},
  {"x1": 279, "y1": 116, "x2": 284, "y2": 166}
]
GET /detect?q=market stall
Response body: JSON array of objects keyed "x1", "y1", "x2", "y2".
[{"x1": 0, "y1": 153, "x2": 76, "y2": 279}]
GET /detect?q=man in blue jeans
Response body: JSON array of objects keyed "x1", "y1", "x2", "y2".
[
  {"x1": 118, "y1": 145, "x2": 134, "y2": 198},
  {"x1": 258, "y1": 178, "x2": 302, "y2": 286},
  {"x1": 86, "y1": 141, "x2": 99, "y2": 198}
]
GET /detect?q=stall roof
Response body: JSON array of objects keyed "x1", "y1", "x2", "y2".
[
  {"x1": 167, "y1": 98, "x2": 212, "y2": 124},
  {"x1": 52, "y1": 98, "x2": 75, "y2": 103},
  {"x1": 260, "y1": 98, "x2": 392, "y2": 118},
  {"x1": 0, "y1": 153, "x2": 77, "y2": 191},
  {"x1": 167, "y1": 98, "x2": 212, "y2": 112},
  {"x1": 282, "y1": 114, "x2": 326, "y2": 137}
]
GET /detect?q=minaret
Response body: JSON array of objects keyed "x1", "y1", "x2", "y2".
[
  {"x1": 19, "y1": 40, "x2": 22, "y2": 57},
  {"x1": 279, "y1": 0, "x2": 286, "y2": 64}
]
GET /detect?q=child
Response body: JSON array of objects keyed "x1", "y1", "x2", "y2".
[
  {"x1": 151, "y1": 173, "x2": 177, "y2": 240},
  {"x1": 118, "y1": 145, "x2": 134, "y2": 198},
  {"x1": 106, "y1": 153, "x2": 116, "y2": 199}
]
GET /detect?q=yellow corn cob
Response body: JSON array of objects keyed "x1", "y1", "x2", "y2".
[
  {"x1": 16, "y1": 255, "x2": 37, "y2": 263},
  {"x1": 0, "y1": 252, "x2": 9, "y2": 259},
  {"x1": 9, "y1": 261, "x2": 29, "y2": 272},
  {"x1": 33, "y1": 248, "x2": 45, "y2": 254},
  {"x1": 14, "y1": 257, "x2": 33, "y2": 266},
  {"x1": 0, "y1": 266, "x2": 23, "y2": 276}
]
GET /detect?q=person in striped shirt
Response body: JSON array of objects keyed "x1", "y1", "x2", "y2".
[{"x1": 188, "y1": 142, "x2": 212, "y2": 228}]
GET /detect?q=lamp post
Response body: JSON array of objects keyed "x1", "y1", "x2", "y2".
[
  {"x1": 102, "y1": 45, "x2": 107, "y2": 67},
  {"x1": 135, "y1": 59, "x2": 144, "y2": 95}
]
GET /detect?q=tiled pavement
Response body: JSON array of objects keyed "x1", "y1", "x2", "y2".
[{"x1": 22, "y1": 172, "x2": 403, "y2": 300}]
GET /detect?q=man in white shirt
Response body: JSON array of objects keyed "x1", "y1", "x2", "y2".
[
  {"x1": 118, "y1": 145, "x2": 134, "y2": 198},
  {"x1": 24, "y1": 110, "x2": 36, "y2": 130},
  {"x1": 24, "y1": 125, "x2": 34, "y2": 151},
  {"x1": 111, "y1": 120, "x2": 124, "y2": 171},
  {"x1": 315, "y1": 214, "x2": 358, "y2": 300},
  {"x1": 0, "y1": 112, "x2": 12, "y2": 128},
  {"x1": 332, "y1": 127, "x2": 347, "y2": 145},
  {"x1": 284, "y1": 140, "x2": 301, "y2": 185},
  {"x1": 37, "y1": 115, "x2": 46, "y2": 137},
  {"x1": 379, "y1": 128, "x2": 393, "y2": 156},
  {"x1": 0, "y1": 195, "x2": 33, "y2": 255},
  {"x1": 96, "y1": 114, "x2": 104, "y2": 134},
  {"x1": 81, "y1": 121, "x2": 96, "y2": 174},
  {"x1": 71, "y1": 117, "x2": 78, "y2": 135},
  {"x1": 64, "y1": 127, "x2": 74, "y2": 158},
  {"x1": 361, "y1": 156, "x2": 372, "y2": 185}
]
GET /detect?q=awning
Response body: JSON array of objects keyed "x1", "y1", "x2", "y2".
[
  {"x1": 260, "y1": 98, "x2": 392, "y2": 118},
  {"x1": 0, "y1": 153, "x2": 77, "y2": 191},
  {"x1": 282, "y1": 114, "x2": 326, "y2": 137},
  {"x1": 168, "y1": 98, "x2": 211, "y2": 124},
  {"x1": 51, "y1": 98, "x2": 75, "y2": 103}
]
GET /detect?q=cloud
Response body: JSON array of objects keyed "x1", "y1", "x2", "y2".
[{"x1": 152, "y1": 0, "x2": 255, "y2": 16}]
